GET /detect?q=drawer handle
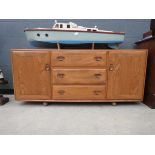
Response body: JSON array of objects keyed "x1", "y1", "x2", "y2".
[
  {"x1": 57, "y1": 56, "x2": 65, "y2": 61},
  {"x1": 95, "y1": 56, "x2": 103, "y2": 61},
  {"x1": 57, "y1": 73, "x2": 65, "y2": 78},
  {"x1": 93, "y1": 90, "x2": 102, "y2": 95},
  {"x1": 109, "y1": 64, "x2": 114, "y2": 71},
  {"x1": 45, "y1": 64, "x2": 50, "y2": 71},
  {"x1": 58, "y1": 90, "x2": 65, "y2": 95},
  {"x1": 94, "y1": 73, "x2": 102, "y2": 78}
]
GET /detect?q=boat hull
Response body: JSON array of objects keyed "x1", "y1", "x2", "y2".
[{"x1": 25, "y1": 30, "x2": 125, "y2": 48}]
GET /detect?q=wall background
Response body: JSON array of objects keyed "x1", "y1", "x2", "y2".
[{"x1": 0, "y1": 19, "x2": 150, "y2": 90}]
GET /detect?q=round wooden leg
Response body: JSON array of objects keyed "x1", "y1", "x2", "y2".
[
  {"x1": 137, "y1": 101, "x2": 142, "y2": 104},
  {"x1": 112, "y1": 102, "x2": 117, "y2": 106},
  {"x1": 43, "y1": 102, "x2": 48, "y2": 106}
]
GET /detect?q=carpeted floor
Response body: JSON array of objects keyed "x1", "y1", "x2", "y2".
[{"x1": 0, "y1": 95, "x2": 155, "y2": 135}]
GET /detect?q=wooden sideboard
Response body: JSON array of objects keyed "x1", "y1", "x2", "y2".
[{"x1": 11, "y1": 49, "x2": 148, "y2": 105}]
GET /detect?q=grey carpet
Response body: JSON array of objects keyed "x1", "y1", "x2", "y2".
[{"x1": 0, "y1": 95, "x2": 155, "y2": 135}]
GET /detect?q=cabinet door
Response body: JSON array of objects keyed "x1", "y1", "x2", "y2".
[
  {"x1": 107, "y1": 50, "x2": 147, "y2": 100},
  {"x1": 12, "y1": 51, "x2": 51, "y2": 100}
]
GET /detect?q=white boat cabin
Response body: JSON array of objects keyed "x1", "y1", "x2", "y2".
[
  {"x1": 52, "y1": 21, "x2": 100, "y2": 32},
  {"x1": 53, "y1": 22, "x2": 78, "y2": 29}
]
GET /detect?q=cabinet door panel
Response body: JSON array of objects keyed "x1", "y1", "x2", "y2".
[
  {"x1": 107, "y1": 50, "x2": 147, "y2": 100},
  {"x1": 12, "y1": 51, "x2": 51, "y2": 100}
]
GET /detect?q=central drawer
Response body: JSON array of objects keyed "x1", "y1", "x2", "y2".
[
  {"x1": 52, "y1": 69, "x2": 106, "y2": 84},
  {"x1": 51, "y1": 51, "x2": 107, "y2": 67},
  {"x1": 53, "y1": 85, "x2": 106, "y2": 100}
]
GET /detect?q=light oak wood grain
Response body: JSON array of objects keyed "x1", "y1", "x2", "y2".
[
  {"x1": 51, "y1": 50, "x2": 107, "y2": 67},
  {"x1": 53, "y1": 85, "x2": 106, "y2": 100},
  {"x1": 11, "y1": 49, "x2": 147, "y2": 103},
  {"x1": 52, "y1": 68, "x2": 107, "y2": 85},
  {"x1": 12, "y1": 51, "x2": 52, "y2": 100},
  {"x1": 107, "y1": 50, "x2": 148, "y2": 100}
]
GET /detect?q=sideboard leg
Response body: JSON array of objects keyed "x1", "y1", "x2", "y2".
[
  {"x1": 92, "y1": 43, "x2": 95, "y2": 49},
  {"x1": 43, "y1": 102, "x2": 48, "y2": 106},
  {"x1": 137, "y1": 101, "x2": 142, "y2": 104},
  {"x1": 112, "y1": 102, "x2": 117, "y2": 106}
]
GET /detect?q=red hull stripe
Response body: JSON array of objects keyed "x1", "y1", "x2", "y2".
[{"x1": 24, "y1": 28, "x2": 125, "y2": 35}]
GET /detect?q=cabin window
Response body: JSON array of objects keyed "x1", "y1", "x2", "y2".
[
  {"x1": 37, "y1": 33, "x2": 40, "y2": 37},
  {"x1": 67, "y1": 24, "x2": 70, "y2": 28},
  {"x1": 93, "y1": 30, "x2": 97, "y2": 32},
  {"x1": 45, "y1": 33, "x2": 48, "y2": 37},
  {"x1": 60, "y1": 24, "x2": 63, "y2": 28},
  {"x1": 87, "y1": 29, "x2": 91, "y2": 31}
]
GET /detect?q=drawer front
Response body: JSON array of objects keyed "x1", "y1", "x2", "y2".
[
  {"x1": 53, "y1": 85, "x2": 106, "y2": 100},
  {"x1": 53, "y1": 69, "x2": 106, "y2": 84},
  {"x1": 51, "y1": 51, "x2": 107, "y2": 67}
]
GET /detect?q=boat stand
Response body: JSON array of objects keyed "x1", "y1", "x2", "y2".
[
  {"x1": 57, "y1": 43, "x2": 60, "y2": 50},
  {"x1": 92, "y1": 43, "x2": 95, "y2": 49}
]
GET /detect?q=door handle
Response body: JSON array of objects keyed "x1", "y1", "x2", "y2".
[
  {"x1": 58, "y1": 90, "x2": 65, "y2": 95},
  {"x1": 57, "y1": 56, "x2": 65, "y2": 61},
  {"x1": 109, "y1": 64, "x2": 114, "y2": 71},
  {"x1": 45, "y1": 64, "x2": 51, "y2": 71},
  {"x1": 93, "y1": 90, "x2": 102, "y2": 95},
  {"x1": 94, "y1": 56, "x2": 103, "y2": 61},
  {"x1": 57, "y1": 73, "x2": 65, "y2": 78},
  {"x1": 94, "y1": 73, "x2": 102, "y2": 78}
]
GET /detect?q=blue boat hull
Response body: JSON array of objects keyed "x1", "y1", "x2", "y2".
[
  {"x1": 25, "y1": 30, "x2": 125, "y2": 48},
  {"x1": 30, "y1": 40, "x2": 118, "y2": 49}
]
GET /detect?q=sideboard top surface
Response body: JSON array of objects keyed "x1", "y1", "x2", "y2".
[{"x1": 11, "y1": 49, "x2": 148, "y2": 52}]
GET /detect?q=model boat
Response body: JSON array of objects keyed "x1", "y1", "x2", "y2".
[{"x1": 24, "y1": 20, "x2": 125, "y2": 48}]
